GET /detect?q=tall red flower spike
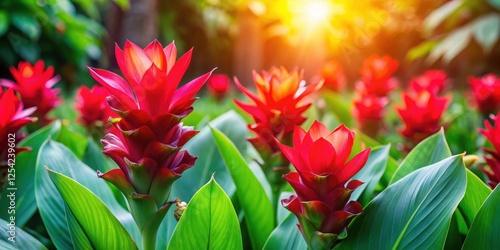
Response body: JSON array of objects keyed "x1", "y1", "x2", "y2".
[
  {"x1": 75, "y1": 85, "x2": 114, "y2": 131},
  {"x1": 88, "y1": 40, "x2": 213, "y2": 244},
  {"x1": 319, "y1": 60, "x2": 346, "y2": 92},
  {"x1": 207, "y1": 74, "x2": 231, "y2": 101},
  {"x1": 409, "y1": 70, "x2": 448, "y2": 95},
  {"x1": 0, "y1": 60, "x2": 61, "y2": 123},
  {"x1": 468, "y1": 74, "x2": 500, "y2": 116},
  {"x1": 397, "y1": 90, "x2": 450, "y2": 144},
  {"x1": 277, "y1": 121, "x2": 371, "y2": 249},
  {"x1": 352, "y1": 94, "x2": 388, "y2": 137},
  {"x1": 356, "y1": 55, "x2": 399, "y2": 96},
  {"x1": 0, "y1": 88, "x2": 37, "y2": 190},
  {"x1": 479, "y1": 112, "x2": 500, "y2": 188}
]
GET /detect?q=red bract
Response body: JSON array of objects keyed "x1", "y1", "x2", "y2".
[
  {"x1": 468, "y1": 74, "x2": 500, "y2": 116},
  {"x1": 75, "y1": 85, "x2": 114, "y2": 130},
  {"x1": 0, "y1": 60, "x2": 61, "y2": 123},
  {"x1": 397, "y1": 90, "x2": 449, "y2": 144},
  {"x1": 0, "y1": 88, "x2": 36, "y2": 189},
  {"x1": 277, "y1": 121, "x2": 370, "y2": 249},
  {"x1": 479, "y1": 112, "x2": 500, "y2": 188},
  {"x1": 409, "y1": 70, "x2": 447, "y2": 94},
  {"x1": 319, "y1": 60, "x2": 346, "y2": 92},
  {"x1": 234, "y1": 67, "x2": 322, "y2": 157},
  {"x1": 89, "y1": 40, "x2": 212, "y2": 234},
  {"x1": 352, "y1": 94, "x2": 388, "y2": 137},
  {"x1": 208, "y1": 74, "x2": 231, "y2": 100},
  {"x1": 357, "y1": 55, "x2": 399, "y2": 96}
]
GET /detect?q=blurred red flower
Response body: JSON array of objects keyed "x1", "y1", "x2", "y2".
[
  {"x1": 234, "y1": 67, "x2": 322, "y2": 157},
  {"x1": 207, "y1": 74, "x2": 231, "y2": 101},
  {"x1": 319, "y1": 60, "x2": 346, "y2": 92},
  {"x1": 357, "y1": 55, "x2": 399, "y2": 96},
  {"x1": 468, "y1": 74, "x2": 500, "y2": 116},
  {"x1": 409, "y1": 70, "x2": 448, "y2": 94},
  {"x1": 479, "y1": 112, "x2": 500, "y2": 188},
  {"x1": 75, "y1": 85, "x2": 114, "y2": 130},
  {"x1": 89, "y1": 40, "x2": 212, "y2": 217},
  {"x1": 0, "y1": 60, "x2": 61, "y2": 123},
  {"x1": 277, "y1": 121, "x2": 370, "y2": 249},
  {"x1": 352, "y1": 94, "x2": 388, "y2": 137},
  {"x1": 397, "y1": 90, "x2": 449, "y2": 144}
]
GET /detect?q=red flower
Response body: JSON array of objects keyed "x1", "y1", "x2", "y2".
[
  {"x1": 89, "y1": 40, "x2": 212, "y2": 233},
  {"x1": 352, "y1": 94, "x2": 388, "y2": 137},
  {"x1": 397, "y1": 90, "x2": 450, "y2": 144},
  {"x1": 479, "y1": 112, "x2": 500, "y2": 188},
  {"x1": 357, "y1": 55, "x2": 399, "y2": 96},
  {"x1": 0, "y1": 88, "x2": 37, "y2": 188},
  {"x1": 207, "y1": 74, "x2": 231, "y2": 100},
  {"x1": 234, "y1": 67, "x2": 322, "y2": 157},
  {"x1": 409, "y1": 70, "x2": 448, "y2": 94},
  {"x1": 75, "y1": 85, "x2": 115, "y2": 130},
  {"x1": 468, "y1": 74, "x2": 500, "y2": 116},
  {"x1": 319, "y1": 60, "x2": 346, "y2": 92},
  {"x1": 277, "y1": 121, "x2": 370, "y2": 248},
  {"x1": 0, "y1": 60, "x2": 61, "y2": 123}
]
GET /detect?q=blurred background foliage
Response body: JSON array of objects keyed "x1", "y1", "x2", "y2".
[{"x1": 0, "y1": 0, "x2": 499, "y2": 91}]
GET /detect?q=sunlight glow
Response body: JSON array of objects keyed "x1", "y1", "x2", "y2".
[{"x1": 303, "y1": 1, "x2": 332, "y2": 26}]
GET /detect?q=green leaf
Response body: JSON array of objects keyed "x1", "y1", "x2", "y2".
[
  {"x1": 424, "y1": 0, "x2": 463, "y2": 33},
  {"x1": 55, "y1": 123, "x2": 88, "y2": 159},
  {"x1": 336, "y1": 155, "x2": 467, "y2": 249},
  {"x1": 114, "y1": 0, "x2": 130, "y2": 10},
  {"x1": 428, "y1": 26, "x2": 472, "y2": 63},
  {"x1": 277, "y1": 191, "x2": 295, "y2": 224},
  {"x1": 157, "y1": 111, "x2": 248, "y2": 249},
  {"x1": 47, "y1": 168, "x2": 137, "y2": 249},
  {"x1": 263, "y1": 214, "x2": 307, "y2": 250},
  {"x1": 487, "y1": 0, "x2": 500, "y2": 10},
  {"x1": 168, "y1": 177, "x2": 242, "y2": 249},
  {"x1": 0, "y1": 11, "x2": 9, "y2": 36},
  {"x1": 321, "y1": 90, "x2": 353, "y2": 127},
  {"x1": 0, "y1": 121, "x2": 61, "y2": 226},
  {"x1": 0, "y1": 218, "x2": 47, "y2": 250},
  {"x1": 406, "y1": 40, "x2": 438, "y2": 61},
  {"x1": 211, "y1": 127, "x2": 274, "y2": 250},
  {"x1": 473, "y1": 14, "x2": 500, "y2": 53},
  {"x1": 35, "y1": 140, "x2": 140, "y2": 249},
  {"x1": 350, "y1": 145, "x2": 390, "y2": 206},
  {"x1": 463, "y1": 185, "x2": 500, "y2": 249},
  {"x1": 458, "y1": 169, "x2": 492, "y2": 229},
  {"x1": 10, "y1": 12, "x2": 41, "y2": 40},
  {"x1": 390, "y1": 129, "x2": 451, "y2": 184}
]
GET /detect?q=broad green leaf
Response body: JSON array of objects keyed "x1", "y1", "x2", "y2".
[
  {"x1": 390, "y1": 129, "x2": 451, "y2": 184},
  {"x1": 463, "y1": 185, "x2": 500, "y2": 249},
  {"x1": 263, "y1": 214, "x2": 307, "y2": 250},
  {"x1": 0, "y1": 218, "x2": 47, "y2": 250},
  {"x1": 35, "y1": 140, "x2": 140, "y2": 249},
  {"x1": 47, "y1": 169, "x2": 137, "y2": 249},
  {"x1": 424, "y1": 0, "x2": 463, "y2": 32},
  {"x1": 0, "y1": 121, "x2": 61, "y2": 226},
  {"x1": 473, "y1": 14, "x2": 500, "y2": 53},
  {"x1": 114, "y1": 0, "x2": 130, "y2": 10},
  {"x1": 428, "y1": 26, "x2": 472, "y2": 63},
  {"x1": 350, "y1": 145, "x2": 390, "y2": 206},
  {"x1": 458, "y1": 169, "x2": 491, "y2": 228},
  {"x1": 321, "y1": 90, "x2": 353, "y2": 127},
  {"x1": 336, "y1": 155, "x2": 467, "y2": 249},
  {"x1": 0, "y1": 11, "x2": 8, "y2": 36},
  {"x1": 211, "y1": 127, "x2": 274, "y2": 250},
  {"x1": 55, "y1": 123, "x2": 88, "y2": 159},
  {"x1": 168, "y1": 177, "x2": 242, "y2": 249},
  {"x1": 82, "y1": 137, "x2": 116, "y2": 173},
  {"x1": 156, "y1": 111, "x2": 248, "y2": 249},
  {"x1": 277, "y1": 191, "x2": 295, "y2": 224},
  {"x1": 10, "y1": 12, "x2": 41, "y2": 40},
  {"x1": 406, "y1": 40, "x2": 438, "y2": 61}
]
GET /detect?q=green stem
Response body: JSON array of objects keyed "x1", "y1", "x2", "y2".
[{"x1": 142, "y1": 229, "x2": 157, "y2": 250}]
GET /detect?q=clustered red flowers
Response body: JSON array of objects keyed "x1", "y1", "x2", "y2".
[
  {"x1": 234, "y1": 67, "x2": 322, "y2": 163},
  {"x1": 318, "y1": 60, "x2": 346, "y2": 92},
  {"x1": 397, "y1": 70, "x2": 450, "y2": 145},
  {"x1": 277, "y1": 121, "x2": 370, "y2": 249},
  {"x1": 0, "y1": 88, "x2": 36, "y2": 188},
  {"x1": 207, "y1": 74, "x2": 231, "y2": 101},
  {"x1": 479, "y1": 112, "x2": 500, "y2": 188},
  {"x1": 468, "y1": 74, "x2": 500, "y2": 116},
  {"x1": 352, "y1": 55, "x2": 399, "y2": 137},
  {"x1": 75, "y1": 85, "x2": 114, "y2": 131},
  {"x1": 0, "y1": 60, "x2": 61, "y2": 123},
  {"x1": 89, "y1": 40, "x2": 212, "y2": 233}
]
